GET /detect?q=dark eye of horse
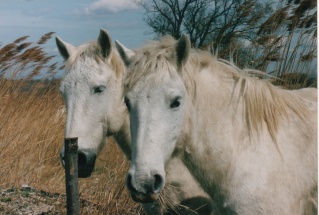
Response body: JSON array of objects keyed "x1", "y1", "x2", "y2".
[
  {"x1": 93, "y1": 86, "x2": 105, "y2": 94},
  {"x1": 124, "y1": 96, "x2": 131, "y2": 111},
  {"x1": 170, "y1": 98, "x2": 181, "y2": 109}
]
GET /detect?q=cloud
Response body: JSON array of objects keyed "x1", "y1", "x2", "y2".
[{"x1": 85, "y1": 0, "x2": 139, "y2": 14}]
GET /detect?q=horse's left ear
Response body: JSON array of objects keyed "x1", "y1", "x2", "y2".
[
  {"x1": 115, "y1": 40, "x2": 135, "y2": 67},
  {"x1": 175, "y1": 34, "x2": 191, "y2": 68},
  {"x1": 98, "y1": 29, "x2": 112, "y2": 58},
  {"x1": 55, "y1": 36, "x2": 76, "y2": 61}
]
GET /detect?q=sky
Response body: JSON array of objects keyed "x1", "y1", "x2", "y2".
[
  {"x1": 0, "y1": 0, "x2": 151, "y2": 60},
  {"x1": 0, "y1": 0, "x2": 317, "y2": 79}
]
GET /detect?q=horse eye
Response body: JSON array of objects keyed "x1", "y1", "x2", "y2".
[
  {"x1": 93, "y1": 86, "x2": 106, "y2": 94},
  {"x1": 170, "y1": 98, "x2": 181, "y2": 109},
  {"x1": 124, "y1": 96, "x2": 131, "y2": 111}
]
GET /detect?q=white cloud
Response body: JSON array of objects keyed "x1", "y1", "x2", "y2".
[{"x1": 85, "y1": 0, "x2": 139, "y2": 14}]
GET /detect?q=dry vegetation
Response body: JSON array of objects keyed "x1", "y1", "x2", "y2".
[
  {"x1": 0, "y1": 34, "x2": 144, "y2": 214},
  {"x1": 229, "y1": 0, "x2": 317, "y2": 88}
]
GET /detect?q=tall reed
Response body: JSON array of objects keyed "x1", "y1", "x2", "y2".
[{"x1": 226, "y1": 0, "x2": 317, "y2": 89}]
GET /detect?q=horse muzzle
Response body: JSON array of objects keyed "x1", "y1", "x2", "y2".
[
  {"x1": 126, "y1": 172, "x2": 163, "y2": 203},
  {"x1": 60, "y1": 148, "x2": 97, "y2": 178}
]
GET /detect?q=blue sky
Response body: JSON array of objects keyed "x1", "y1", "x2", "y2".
[
  {"x1": 0, "y1": 0, "x2": 151, "y2": 57},
  {"x1": 1, "y1": 0, "x2": 317, "y2": 79}
]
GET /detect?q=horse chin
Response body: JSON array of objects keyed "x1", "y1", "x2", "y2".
[{"x1": 130, "y1": 192, "x2": 160, "y2": 203}]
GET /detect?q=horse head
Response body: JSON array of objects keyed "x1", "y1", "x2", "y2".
[
  {"x1": 116, "y1": 35, "x2": 191, "y2": 202},
  {"x1": 56, "y1": 29, "x2": 126, "y2": 178}
]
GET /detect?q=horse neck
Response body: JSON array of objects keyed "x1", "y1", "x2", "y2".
[
  {"x1": 112, "y1": 111, "x2": 132, "y2": 160},
  {"x1": 188, "y1": 65, "x2": 239, "y2": 140},
  {"x1": 181, "y1": 66, "x2": 240, "y2": 188}
]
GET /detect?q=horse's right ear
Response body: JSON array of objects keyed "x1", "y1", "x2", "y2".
[
  {"x1": 115, "y1": 40, "x2": 135, "y2": 67},
  {"x1": 175, "y1": 34, "x2": 191, "y2": 68},
  {"x1": 98, "y1": 29, "x2": 112, "y2": 58},
  {"x1": 55, "y1": 36, "x2": 75, "y2": 61}
]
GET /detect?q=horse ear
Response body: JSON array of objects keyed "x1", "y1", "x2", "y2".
[
  {"x1": 98, "y1": 29, "x2": 112, "y2": 58},
  {"x1": 55, "y1": 36, "x2": 75, "y2": 61},
  {"x1": 115, "y1": 40, "x2": 135, "y2": 67},
  {"x1": 175, "y1": 34, "x2": 191, "y2": 68}
]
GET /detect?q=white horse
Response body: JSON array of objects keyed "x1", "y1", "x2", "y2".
[
  {"x1": 116, "y1": 34, "x2": 318, "y2": 215},
  {"x1": 56, "y1": 29, "x2": 214, "y2": 214}
]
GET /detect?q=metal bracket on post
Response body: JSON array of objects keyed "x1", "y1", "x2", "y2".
[{"x1": 64, "y1": 137, "x2": 80, "y2": 215}]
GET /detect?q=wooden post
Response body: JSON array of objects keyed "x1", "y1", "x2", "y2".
[{"x1": 64, "y1": 137, "x2": 80, "y2": 215}]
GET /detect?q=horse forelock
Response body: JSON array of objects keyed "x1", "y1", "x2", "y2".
[
  {"x1": 65, "y1": 41, "x2": 125, "y2": 78},
  {"x1": 124, "y1": 36, "x2": 311, "y2": 144},
  {"x1": 123, "y1": 36, "x2": 178, "y2": 94}
]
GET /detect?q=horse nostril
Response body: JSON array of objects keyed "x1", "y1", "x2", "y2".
[
  {"x1": 127, "y1": 173, "x2": 164, "y2": 195},
  {"x1": 77, "y1": 149, "x2": 96, "y2": 178},
  {"x1": 78, "y1": 151, "x2": 87, "y2": 169},
  {"x1": 153, "y1": 174, "x2": 164, "y2": 193}
]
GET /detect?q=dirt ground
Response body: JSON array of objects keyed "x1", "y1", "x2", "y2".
[{"x1": 0, "y1": 186, "x2": 97, "y2": 215}]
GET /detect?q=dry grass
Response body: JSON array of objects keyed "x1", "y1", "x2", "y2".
[
  {"x1": 0, "y1": 79, "x2": 145, "y2": 214},
  {"x1": 0, "y1": 34, "x2": 144, "y2": 214}
]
